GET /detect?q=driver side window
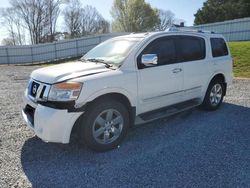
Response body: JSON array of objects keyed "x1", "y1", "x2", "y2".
[{"x1": 137, "y1": 37, "x2": 177, "y2": 69}]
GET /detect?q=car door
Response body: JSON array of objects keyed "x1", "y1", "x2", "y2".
[
  {"x1": 137, "y1": 36, "x2": 184, "y2": 114},
  {"x1": 176, "y1": 35, "x2": 210, "y2": 101}
]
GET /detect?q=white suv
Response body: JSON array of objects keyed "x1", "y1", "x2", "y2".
[{"x1": 22, "y1": 30, "x2": 233, "y2": 151}]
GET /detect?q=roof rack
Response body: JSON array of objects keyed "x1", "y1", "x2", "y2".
[{"x1": 166, "y1": 26, "x2": 216, "y2": 34}]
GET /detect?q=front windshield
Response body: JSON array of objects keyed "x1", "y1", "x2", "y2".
[{"x1": 81, "y1": 38, "x2": 143, "y2": 66}]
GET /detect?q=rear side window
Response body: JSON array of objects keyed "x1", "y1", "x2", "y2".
[
  {"x1": 177, "y1": 36, "x2": 206, "y2": 62},
  {"x1": 210, "y1": 38, "x2": 228, "y2": 57}
]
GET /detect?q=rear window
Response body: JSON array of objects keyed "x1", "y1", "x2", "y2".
[
  {"x1": 177, "y1": 36, "x2": 206, "y2": 62},
  {"x1": 210, "y1": 38, "x2": 229, "y2": 57}
]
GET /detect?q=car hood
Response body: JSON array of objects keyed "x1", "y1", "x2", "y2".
[{"x1": 31, "y1": 61, "x2": 111, "y2": 84}]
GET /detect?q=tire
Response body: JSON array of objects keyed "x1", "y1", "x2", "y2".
[
  {"x1": 201, "y1": 79, "x2": 225, "y2": 111},
  {"x1": 80, "y1": 98, "x2": 130, "y2": 152}
]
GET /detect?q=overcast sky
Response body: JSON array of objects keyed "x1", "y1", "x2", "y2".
[{"x1": 0, "y1": 0, "x2": 206, "y2": 44}]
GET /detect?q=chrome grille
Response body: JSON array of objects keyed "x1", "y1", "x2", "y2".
[
  {"x1": 30, "y1": 81, "x2": 40, "y2": 97},
  {"x1": 28, "y1": 79, "x2": 51, "y2": 102}
]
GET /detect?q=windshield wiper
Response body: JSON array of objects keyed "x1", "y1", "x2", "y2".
[
  {"x1": 79, "y1": 58, "x2": 87, "y2": 62},
  {"x1": 86, "y1": 58, "x2": 112, "y2": 68}
]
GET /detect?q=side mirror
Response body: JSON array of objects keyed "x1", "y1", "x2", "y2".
[{"x1": 141, "y1": 54, "x2": 158, "y2": 66}]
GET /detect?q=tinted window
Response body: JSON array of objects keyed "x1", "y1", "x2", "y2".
[
  {"x1": 138, "y1": 37, "x2": 176, "y2": 67},
  {"x1": 210, "y1": 38, "x2": 229, "y2": 57},
  {"x1": 177, "y1": 36, "x2": 206, "y2": 62}
]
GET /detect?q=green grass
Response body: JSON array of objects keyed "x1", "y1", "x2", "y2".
[{"x1": 229, "y1": 41, "x2": 250, "y2": 78}]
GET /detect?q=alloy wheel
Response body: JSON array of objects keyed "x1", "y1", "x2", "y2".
[
  {"x1": 92, "y1": 109, "x2": 124, "y2": 144},
  {"x1": 210, "y1": 84, "x2": 223, "y2": 106}
]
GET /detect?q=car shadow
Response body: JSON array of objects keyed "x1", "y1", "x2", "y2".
[{"x1": 21, "y1": 102, "x2": 250, "y2": 187}]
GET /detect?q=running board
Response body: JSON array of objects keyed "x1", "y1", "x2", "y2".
[{"x1": 135, "y1": 99, "x2": 201, "y2": 125}]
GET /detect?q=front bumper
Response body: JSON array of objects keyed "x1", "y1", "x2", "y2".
[{"x1": 22, "y1": 90, "x2": 83, "y2": 144}]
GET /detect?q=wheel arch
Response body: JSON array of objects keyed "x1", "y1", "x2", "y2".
[
  {"x1": 200, "y1": 73, "x2": 226, "y2": 111},
  {"x1": 70, "y1": 92, "x2": 136, "y2": 143},
  {"x1": 210, "y1": 73, "x2": 226, "y2": 83},
  {"x1": 207, "y1": 73, "x2": 227, "y2": 96},
  {"x1": 91, "y1": 92, "x2": 135, "y2": 113}
]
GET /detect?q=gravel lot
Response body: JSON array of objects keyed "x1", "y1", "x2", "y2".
[{"x1": 0, "y1": 65, "x2": 250, "y2": 188}]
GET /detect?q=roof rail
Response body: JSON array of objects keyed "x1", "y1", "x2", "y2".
[
  {"x1": 197, "y1": 29, "x2": 216, "y2": 34},
  {"x1": 129, "y1": 32, "x2": 150, "y2": 36},
  {"x1": 166, "y1": 26, "x2": 216, "y2": 34}
]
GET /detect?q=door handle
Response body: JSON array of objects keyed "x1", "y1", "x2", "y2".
[{"x1": 172, "y1": 68, "x2": 182, "y2": 73}]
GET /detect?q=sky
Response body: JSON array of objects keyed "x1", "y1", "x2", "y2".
[{"x1": 0, "y1": 0, "x2": 206, "y2": 43}]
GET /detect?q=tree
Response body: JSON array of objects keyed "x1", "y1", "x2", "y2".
[
  {"x1": 10, "y1": 0, "x2": 46, "y2": 44},
  {"x1": 63, "y1": 0, "x2": 82, "y2": 38},
  {"x1": 9, "y1": 0, "x2": 63, "y2": 44},
  {"x1": 194, "y1": 0, "x2": 250, "y2": 25},
  {"x1": 64, "y1": 1, "x2": 110, "y2": 38},
  {"x1": 238, "y1": 0, "x2": 250, "y2": 19},
  {"x1": 81, "y1": 5, "x2": 110, "y2": 36},
  {"x1": 1, "y1": 38, "x2": 17, "y2": 46},
  {"x1": 42, "y1": 0, "x2": 62, "y2": 42},
  {"x1": 98, "y1": 20, "x2": 110, "y2": 34},
  {"x1": 1, "y1": 8, "x2": 26, "y2": 45},
  {"x1": 110, "y1": 0, "x2": 160, "y2": 32},
  {"x1": 156, "y1": 9, "x2": 175, "y2": 31}
]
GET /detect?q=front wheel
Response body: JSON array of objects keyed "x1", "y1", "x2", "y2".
[
  {"x1": 201, "y1": 79, "x2": 225, "y2": 111},
  {"x1": 80, "y1": 99, "x2": 130, "y2": 152}
]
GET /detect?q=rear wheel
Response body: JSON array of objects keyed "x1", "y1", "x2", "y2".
[
  {"x1": 80, "y1": 99, "x2": 129, "y2": 152},
  {"x1": 201, "y1": 79, "x2": 225, "y2": 111}
]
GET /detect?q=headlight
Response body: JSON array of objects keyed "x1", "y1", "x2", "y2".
[{"x1": 48, "y1": 82, "x2": 82, "y2": 101}]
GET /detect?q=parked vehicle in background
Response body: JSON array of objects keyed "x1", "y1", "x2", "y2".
[{"x1": 22, "y1": 29, "x2": 233, "y2": 151}]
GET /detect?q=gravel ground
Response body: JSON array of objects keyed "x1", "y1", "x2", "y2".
[{"x1": 0, "y1": 65, "x2": 250, "y2": 188}]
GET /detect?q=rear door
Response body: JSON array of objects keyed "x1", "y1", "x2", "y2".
[{"x1": 177, "y1": 35, "x2": 210, "y2": 101}]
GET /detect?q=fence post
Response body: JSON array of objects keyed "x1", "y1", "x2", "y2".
[
  {"x1": 99, "y1": 35, "x2": 102, "y2": 44},
  {"x1": 76, "y1": 39, "x2": 79, "y2": 56},
  {"x1": 54, "y1": 42, "x2": 57, "y2": 60},
  {"x1": 30, "y1": 46, "x2": 34, "y2": 64},
  {"x1": 5, "y1": 47, "x2": 10, "y2": 65}
]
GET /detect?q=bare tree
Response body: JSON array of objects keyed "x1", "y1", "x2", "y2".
[
  {"x1": 81, "y1": 5, "x2": 110, "y2": 36},
  {"x1": 1, "y1": 8, "x2": 26, "y2": 45},
  {"x1": 10, "y1": 0, "x2": 62, "y2": 44},
  {"x1": 156, "y1": 9, "x2": 175, "y2": 31},
  {"x1": 63, "y1": 0, "x2": 82, "y2": 38},
  {"x1": 1, "y1": 38, "x2": 16, "y2": 46},
  {"x1": 42, "y1": 0, "x2": 63, "y2": 42},
  {"x1": 98, "y1": 20, "x2": 110, "y2": 34},
  {"x1": 64, "y1": 1, "x2": 110, "y2": 38},
  {"x1": 10, "y1": 0, "x2": 45, "y2": 44}
]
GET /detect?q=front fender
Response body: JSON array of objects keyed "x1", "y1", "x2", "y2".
[{"x1": 77, "y1": 87, "x2": 136, "y2": 108}]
